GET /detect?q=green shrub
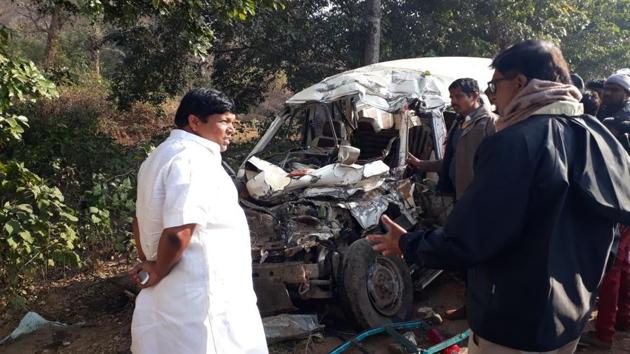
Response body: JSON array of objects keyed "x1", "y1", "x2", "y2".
[
  {"x1": 9, "y1": 84, "x2": 153, "y2": 260},
  {"x1": 0, "y1": 30, "x2": 81, "y2": 302},
  {"x1": 0, "y1": 161, "x2": 80, "y2": 291},
  {"x1": 80, "y1": 173, "x2": 136, "y2": 256}
]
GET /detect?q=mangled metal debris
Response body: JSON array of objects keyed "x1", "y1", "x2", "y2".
[
  {"x1": 285, "y1": 57, "x2": 494, "y2": 113},
  {"x1": 244, "y1": 156, "x2": 390, "y2": 200}
]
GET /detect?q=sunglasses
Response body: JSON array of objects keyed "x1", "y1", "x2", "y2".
[{"x1": 486, "y1": 76, "x2": 516, "y2": 95}]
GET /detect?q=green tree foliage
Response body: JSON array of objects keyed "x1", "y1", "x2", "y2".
[
  {"x1": 0, "y1": 161, "x2": 80, "y2": 287},
  {"x1": 0, "y1": 27, "x2": 80, "y2": 297},
  {"x1": 210, "y1": 0, "x2": 366, "y2": 110},
  {"x1": 562, "y1": 0, "x2": 630, "y2": 80},
  {"x1": 11, "y1": 85, "x2": 146, "y2": 256},
  {"x1": 211, "y1": 0, "x2": 629, "y2": 105},
  {"x1": 0, "y1": 31, "x2": 56, "y2": 146},
  {"x1": 9, "y1": 0, "x2": 630, "y2": 110},
  {"x1": 381, "y1": 0, "x2": 630, "y2": 81},
  {"x1": 106, "y1": 11, "x2": 207, "y2": 108},
  {"x1": 100, "y1": 0, "x2": 284, "y2": 109}
]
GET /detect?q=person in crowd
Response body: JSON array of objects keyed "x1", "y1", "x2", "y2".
[
  {"x1": 129, "y1": 88, "x2": 268, "y2": 354},
  {"x1": 586, "y1": 79, "x2": 605, "y2": 102},
  {"x1": 581, "y1": 89, "x2": 601, "y2": 116},
  {"x1": 580, "y1": 71, "x2": 630, "y2": 350},
  {"x1": 597, "y1": 72, "x2": 630, "y2": 151},
  {"x1": 485, "y1": 86, "x2": 497, "y2": 106},
  {"x1": 580, "y1": 225, "x2": 630, "y2": 350},
  {"x1": 406, "y1": 78, "x2": 497, "y2": 202},
  {"x1": 368, "y1": 40, "x2": 630, "y2": 353},
  {"x1": 407, "y1": 78, "x2": 497, "y2": 320},
  {"x1": 597, "y1": 73, "x2": 630, "y2": 122},
  {"x1": 571, "y1": 73, "x2": 585, "y2": 91}
]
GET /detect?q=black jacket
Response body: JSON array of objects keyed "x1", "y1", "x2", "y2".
[
  {"x1": 400, "y1": 114, "x2": 630, "y2": 351},
  {"x1": 597, "y1": 99, "x2": 630, "y2": 122},
  {"x1": 598, "y1": 100, "x2": 630, "y2": 152}
]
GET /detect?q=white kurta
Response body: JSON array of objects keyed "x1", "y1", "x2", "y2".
[{"x1": 131, "y1": 129, "x2": 268, "y2": 354}]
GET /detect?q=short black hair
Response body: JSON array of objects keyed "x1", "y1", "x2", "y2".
[
  {"x1": 581, "y1": 90, "x2": 600, "y2": 116},
  {"x1": 491, "y1": 40, "x2": 572, "y2": 84},
  {"x1": 571, "y1": 73, "x2": 585, "y2": 91},
  {"x1": 448, "y1": 78, "x2": 480, "y2": 96},
  {"x1": 586, "y1": 79, "x2": 605, "y2": 91},
  {"x1": 174, "y1": 88, "x2": 234, "y2": 128}
]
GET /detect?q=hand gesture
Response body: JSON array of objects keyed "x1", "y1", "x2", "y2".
[
  {"x1": 129, "y1": 261, "x2": 162, "y2": 289},
  {"x1": 406, "y1": 152, "x2": 422, "y2": 169},
  {"x1": 366, "y1": 215, "x2": 407, "y2": 257}
]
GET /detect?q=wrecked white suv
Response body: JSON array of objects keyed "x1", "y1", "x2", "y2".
[{"x1": 237, "y1": 57, "x2": 493, "y2": 328}]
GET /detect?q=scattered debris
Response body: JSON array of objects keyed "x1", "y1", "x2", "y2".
[
  {"x1": 403, "y1": 331, "x2": 418, "y2": 346},
  {"x1": 262, "y1": 314, "x2": 324, "y2": 344},
  {"x1": 388, "y1": 331, "x2": 419, "y2": 353},
  {"x1": 0, "y1": 312, "x2": 68, "y2": 345},
  {"x1": 417, "y1": 306, "x2": 443, "y2": 325}
]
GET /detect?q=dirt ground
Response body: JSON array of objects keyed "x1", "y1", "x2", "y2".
[{"x1": 1, "y1": 262, "x2": 629, "y2": 354}]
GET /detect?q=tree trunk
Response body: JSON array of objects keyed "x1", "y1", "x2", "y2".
[
  {"x1": 92, "y1": 48, "x2": 101, "y2": 77},
  {"x1": 44, "y1": 4, "x2": 64, "y2": 69},
  {"x1": 90, "y1": 23, "x2": 103, "y2": 77},
  {"x1": 364, "y1": 0, "x2": 381, "y2": 65}
]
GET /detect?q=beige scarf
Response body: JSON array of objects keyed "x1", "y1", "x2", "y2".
[{"x1": 496, "y1": 79, "x2": 583, "y2": 131}]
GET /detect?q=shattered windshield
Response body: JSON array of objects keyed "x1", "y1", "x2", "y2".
[{"x1": 254, "y1": 108, "x2": 307, "y2": 166}]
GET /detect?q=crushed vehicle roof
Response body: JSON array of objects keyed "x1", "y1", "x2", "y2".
[{"x1": 286, "y1": 57, "x2": 494, "y2": 112}]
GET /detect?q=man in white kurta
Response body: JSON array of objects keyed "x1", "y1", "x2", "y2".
[{"x1": 130, "y1": 89, "x2": 268, "y2": 354}]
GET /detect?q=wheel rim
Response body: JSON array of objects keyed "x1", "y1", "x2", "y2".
[{"x1": 366, "y1": 256, "x2": 404, "y2": 317}]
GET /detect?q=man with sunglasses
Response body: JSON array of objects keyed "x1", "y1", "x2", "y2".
[{"x1": 368, "y1": 40, "x2": 630, "y2": 353}]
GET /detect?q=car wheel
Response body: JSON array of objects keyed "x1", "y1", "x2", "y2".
[{"x1": 339, "y1": 238, "x2": 413, "y2": 329}]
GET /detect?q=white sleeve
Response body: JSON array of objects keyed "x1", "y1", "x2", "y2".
[{"x1": 162, "y1": 156, "x2": 208, "y2": 228}]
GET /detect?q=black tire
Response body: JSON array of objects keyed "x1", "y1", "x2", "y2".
[{"x1": 339, "y1": 238, "x2": 413, "y2": 329}]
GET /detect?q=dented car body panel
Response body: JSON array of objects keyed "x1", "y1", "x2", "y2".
[{"x1": 238, "y1": 57, "x2": 493, "y2": 322}]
